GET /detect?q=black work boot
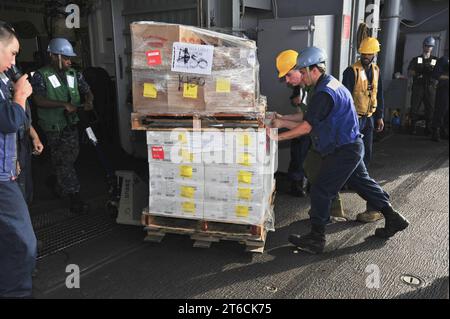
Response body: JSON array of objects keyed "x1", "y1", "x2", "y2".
[
  {"x1": 69, "y1": 193, "x2": 89, "y2": 214},
  {"x1": 374, "y1": 205, "x2": 409, "y2": 239},
  {"x1": 431, "y1": 128, "x2": 441, "y2": 142},
  {"x1": 290, "y1": 179, "x2": 306, "y2": 197},
  {"x1": 288, "y1": 224, "x2": 326, "y2": 254}
]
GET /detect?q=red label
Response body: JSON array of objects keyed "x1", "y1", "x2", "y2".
[
  {"x1": 151, "y1": 146, "x2": 165, "y2": 160},
  {"x1": 343, "y1": 15, "x2": 351, "y2": 40},
  {"x1": 146, "y1": 50, "x2": 162, "y2": 66}
]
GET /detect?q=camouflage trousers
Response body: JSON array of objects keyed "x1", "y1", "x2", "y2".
[{"x1": 45, "y1": 126, "x2": 80, "y2": 195}]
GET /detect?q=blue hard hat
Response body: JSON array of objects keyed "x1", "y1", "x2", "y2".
[
  {"x1": 423, "y1": 36, "x2": 436, "y2": 47},
  {"x1": 47, "y1": 38, "x2": 77, "y2": 57},
  {"x1": 296, "y1": 46, "x2": 328, "y2": 69}
]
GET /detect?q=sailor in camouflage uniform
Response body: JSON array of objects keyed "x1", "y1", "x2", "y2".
[{"x1": 31, "y1": 38, "x2": 93, "y2": 214}]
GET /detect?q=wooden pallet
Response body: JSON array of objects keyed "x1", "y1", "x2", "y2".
[
  {"x1": 131, "y1": 112, "x2": 265, "y2": 130},
  {"x1": 141, "y1": 213, "x2": 268, "y2": 253}
]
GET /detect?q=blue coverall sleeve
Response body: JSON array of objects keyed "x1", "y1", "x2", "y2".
[
  {"x1": 0, "y1": 100, "x2": 27, "y2": 134},
  {"x1": 342, "y1": 67, "x2": 355, "y2": 93}
]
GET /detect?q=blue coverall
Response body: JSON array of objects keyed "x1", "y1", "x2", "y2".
[
  {"x1": 0, "y1": 77, "x2": 37, "y2": 298},
  {"x1": 305, "y1": 74, "x2": 390, "y2": 226}
]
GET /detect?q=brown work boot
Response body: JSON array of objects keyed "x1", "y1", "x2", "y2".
[
  {"x1": 356, "y1": 210, "x2": 384, "y2": 223},
  {"x1": 330, "y1": 196, "x2": 348, "y2": 222}
]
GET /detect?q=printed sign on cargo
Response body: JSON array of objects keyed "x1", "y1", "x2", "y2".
[
  {"x1": 172, "y1": 42, "x2": 214, "y2": 75},
  {"x1": 146, "y1": 49, "x2": 162, "y2": 66}
]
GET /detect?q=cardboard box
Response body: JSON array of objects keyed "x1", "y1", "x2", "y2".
[
  {"x1": 132, "y1": 69, "x2": 257, "y2": 113},
  {"x1": 147, "y1": 144, "x2": 202, "y2": 164},
  {"x1": 204, "y1": 165, "x2": 265, "y2": 187},
  {"x1": 204, "y1": 183, "x2": 264, "y2": 204},
  {"x1": 149, "y1": 162, "x2": 204, "y2": 183},
  {"x1": 204, "y1": 69, "x2": 256, "y2": 112},
  {"x1": 167, "y1": 74, "x2": 206, "y2": 111},
  {"x1": 132, "y1": 70, "x2": 169, "y2": 113},
  {"x1": 131, "y1": 22, "x2": 256, "y2": 70},
  {"x1": 203, "y1": 201, "x2": 266, "y2": 225},
  {"x1": 146, "y1": 130, "x2": 201, "y2": 146},
  {"x1": 131, "y1": 21, "x2": 260, "y2": 115},
  {"x1": 150, "y1": 180, "x2": 204, "y2": 200},
  {"x1": 149, "y1": 196, "x2": 203, "y2": 220}
]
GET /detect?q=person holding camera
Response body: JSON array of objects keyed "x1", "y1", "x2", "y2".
[
  {"x1": 31, "y1": 38, "x2": 94, "y2": 214},
  {"x1": 0, "y1": 21, "x2": 37, "y2": 298}
]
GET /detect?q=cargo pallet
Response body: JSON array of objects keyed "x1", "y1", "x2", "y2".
[
  {"x1": 141, "y1": 212, "x2": 268, "y2": 253},
  {"x1": 131, "y1": 112, "x2": 265, "y2": 130},
  {"x1": 141, "y1": 185, "x2": 275, "y2": 253}
]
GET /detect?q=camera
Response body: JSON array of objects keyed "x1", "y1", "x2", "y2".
[{"x1": 5, "y1": 64, "x2": 23, "y2": 83}]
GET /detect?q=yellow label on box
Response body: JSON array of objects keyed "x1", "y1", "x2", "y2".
[
  {"x1": 238, "y1": 134, "x2": 252, "y2": 147},
  {"x1": 183, "y1": 83, "x2": 198, "y2": 99},
  {"x1": 180, "y1": 149, "x2": 194, "y2": 162},
  {"x1": 182, "y1": 201, "x2": 196, "y2": 213},
  {"x1": 181, "y1": 186, "x2": 195, "y2": 199},
  {"x1": 238, "y1": 171, "x2": 252, "y2": 184},
  {"x1": 143, "y1": 83, "x2": 157, "y2": 98},
  {"x1": 237, "y1": 152, "x2": 252, "y2": 166},
  {"x1": 238, "y1": 188, "x2": 252, "y2": 200},
  {"x1": 178, "y1": 133, "x2": 188, "y2": 144},
  {"x1": 180, "y1": 165, "x2": 193, "y2": 178},
  {"x1": 216, "y1": 78, "x2": 231, "y2": 93},
  {"x1": 236, "y1": 205, "x2": 249, "y2": 217}
]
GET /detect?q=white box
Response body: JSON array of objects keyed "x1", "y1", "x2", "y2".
[
  {"x1": 149, "y1": 196, "x2": 203, "y2": 220},
  {"x1": 226, "y1": 129, "x2": 267, "y2": 151},
  {"x1": 202, "y1": 129, "x2": 275, "y2": 167},
  {"x1": 150, "y1": 180, "x2": 204, "y2": 200},
  {"x1": 203, "y1": 201, "x2": 266, "y2": 225},
  {"x1": 204, "y1": 183, "x2": 264, "y2": 203},
  {"x1": 148, "y1": 144, "x2": 202, "y2": 164},
  {"x1": 204, "y1": 165, "x2": 265, "y2": 187},
  {"x1": 146, "y1": 130, "x2": 202, "y2": 147},
  {"x1": 149, "y1": 162, "x2": 204, "y2": 182}
]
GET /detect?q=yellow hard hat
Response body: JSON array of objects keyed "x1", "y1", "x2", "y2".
[
  {"x1": 276, "y1": 49, "x2": 299, "y2": 78},
  {"x1": 359, "y1": 37, "x2": 381, "y2": 54}
]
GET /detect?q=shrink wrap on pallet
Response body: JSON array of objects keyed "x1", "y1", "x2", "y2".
[
  {"x1": 131, "y1": 21, "x2": 261, "y2": 115},
  {"x1": 146, "y1": 128, "x2": 277, "y2": 230}
]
